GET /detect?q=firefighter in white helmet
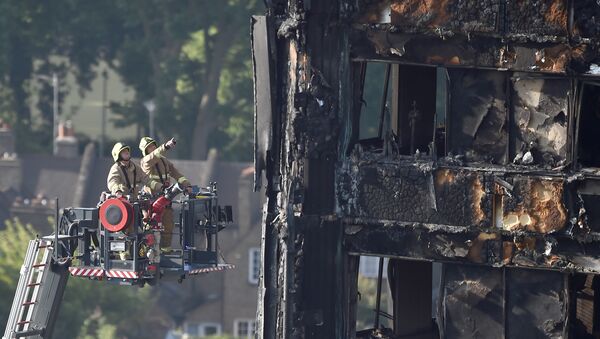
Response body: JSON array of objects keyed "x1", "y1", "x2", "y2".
[
  {"x1": 107, "y1": 142, "x2": 161, "y2": 199},
  {"x1": 139, "y1": 136, "x2": 192, "y2": 253},
  {"x1": 107, "y1": 142, "x2": 162, "y2": 260}
]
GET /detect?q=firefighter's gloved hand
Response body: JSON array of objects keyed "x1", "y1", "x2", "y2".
[
  {"x1": 165, "y1": 137, "x2": 176, "y2": 149},
  {"x1": 115, "y1": 191, "x2": 123, "y2": 198}
]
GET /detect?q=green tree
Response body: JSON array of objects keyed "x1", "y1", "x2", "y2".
[
  {"x1": 77, "y1": 309, "x2": 117, "y2": 339},
  {"x1": 0, "y1": 1, "x2": 125, "y2": 153},
  {"x1": 1, "y1": 1, "x2": 261, "y2": 160},
  {"x1": 108, "y1": 0, "x2": 262, "y2": 160},
  {"x1": 186, "y1": 0, "x2": 261, "y2": 160},
  {"x1": 0, "y1": 218, "x2": 161, "y2": 338},
  {"x1": 0, "y1": 218, "x2": 37, "y2": 324},
  {"x1": 53, "y1": 276, "x2": 160, "y2": 339}
]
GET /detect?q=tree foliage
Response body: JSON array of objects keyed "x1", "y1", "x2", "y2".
[
  {"x1": 0, "y1": 0, "x2": 124, "y2": 153},
  {"x1": 0, "y1": 218, "x2": 37, "y2": 304},
  {"x1": 0, "y1": 218, "x2": 161, "y2": 338},
  {"x1": 0, "y1": 1, "x2": 263, "y2": 160},
  {"x1": 77, "y1": 310, "x2": 117, "y2": 339},
  {"x1": 109, "y1": 0, "x2": 262, "y2": 160}
]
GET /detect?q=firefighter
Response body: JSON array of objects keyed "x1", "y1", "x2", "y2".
[
  {"x1": 107, "y1": 142, "x2": 161, "y2": 260},
  {"x1": 139, "y1": 136, "x2": 192, "y2": 253},
  {"x1": 107, "y1": 142, "x2": 161, "y2": 198}
]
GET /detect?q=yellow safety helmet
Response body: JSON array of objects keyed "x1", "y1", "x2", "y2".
[
  {"x1": 139, "y1": 136, "x2": 158, "y2": 156},
  {"x1": 111, "y1": 142, "x2": 130, "y2": 162}
]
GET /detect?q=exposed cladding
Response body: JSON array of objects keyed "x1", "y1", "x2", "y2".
[
  {"x1": 506, "y1": 0, "x2": 568, "y2": 36},
  {"x1": 343, "y1": 161, "x2": 489, "y2": 227},
  {"x1": 352, "y1": 30, "x2": 590, "y2": 74},
  {"x1": 342, "y1": 154, "x2": 573, "y2": 230},
  {"x1": 502, "y1": 177, "x2": 567, "y2": 233},
  {"x1": 352, "y1": 0, "x2": 600, "y2": 74},
  {"x1": 388, "y1": 0, "x2": 498, "y2": 33},
  {"x1": 359, "y1": 0, "x2": 571, "y2": 37}
]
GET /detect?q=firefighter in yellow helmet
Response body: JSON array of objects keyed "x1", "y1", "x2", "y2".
[
  {"x1": 139, "y1": 136, "x2": 192, "y2": 252},
  {"x1": 107, "y1": 142, "x2": 161, "y2": 199}
]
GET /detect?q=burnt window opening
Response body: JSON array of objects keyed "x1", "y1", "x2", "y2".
[
  {"x1": 355, "y1": 256, "x2": 391, "y2": 333},
  {"x1": 357, "y1": 62, "x2": 393, "y2": 142},
  {"x1": 355, "y1": 62, "x2": 442, "y2": 157},
  {"x1": 577, "y1": 179, "x2": 600, "y2": 233},
  {"x1": 577, "y1": 83, "x2": 600, "y2": 168},
  {"x1": 354, "y1": 258, "x2": 439, "y2": 338},
  {"x1": 448, "y1": 69, "x2": 508, "y2": 164},
  {"x1": 393, "y1": 65, "x2": 438, "y2": 156},
  {"x1": 355, "y1": 65, "x2": 573, "y2": 166}
]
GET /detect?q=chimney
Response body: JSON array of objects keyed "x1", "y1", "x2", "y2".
[{"x1": 55, "y1": 120, "x2": 78, "y2": 158}]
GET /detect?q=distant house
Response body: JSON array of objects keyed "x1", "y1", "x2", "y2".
[{"x1": 0, "y1": 126, "x2": 262, "y2": 338}]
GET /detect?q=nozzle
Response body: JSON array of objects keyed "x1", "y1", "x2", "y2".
[{"x1": 164, "y1": 182, "x2": 184, "y2": 200}]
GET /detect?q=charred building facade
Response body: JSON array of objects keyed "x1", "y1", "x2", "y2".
[{"x1": 253, "y1": 1, "x2": 600, "y2": 338}]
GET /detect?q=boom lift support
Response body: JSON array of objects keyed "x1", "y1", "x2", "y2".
[{"x1": 3, "y1": 183, "x2": 234, "y2": 339}]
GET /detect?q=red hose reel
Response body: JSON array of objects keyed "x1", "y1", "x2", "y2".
[{"x1": 99, "y1": 198, "x2": 133, "y2": 232}]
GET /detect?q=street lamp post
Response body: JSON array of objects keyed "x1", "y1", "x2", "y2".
[
  {"x1": 101, "y1": 69, "x2": 108, "y2": 156},
  {"x1": 144, "y1": 100, "x2": 156, "y2": 139},
  {"x1": 52, "y1": 73, "x2": 58, "y2": 156}
]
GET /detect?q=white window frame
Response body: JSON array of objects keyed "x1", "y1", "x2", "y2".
[
  {"x1": 248, "y1": 247, "x2": 261, "y2": 284},
  {"x1": 233, "y1": 318, "x2": 256, "y2": 338}
]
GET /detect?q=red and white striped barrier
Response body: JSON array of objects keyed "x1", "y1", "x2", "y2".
[
  {"x1": 105, "y1": 270, "x2": 139, "y2": 279},
  {"x1": 70, "y1": 264, "x2": 233, "y2": 279},
  {"x1": 188, "y1": 264, "x2": 235, "y2": 275},
  {"x1": 69, "y1": 267, "x2": 140, "y2": 280},
  {"x1": 68, "y1": 267, "x2": 104, "y2": 278}
]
